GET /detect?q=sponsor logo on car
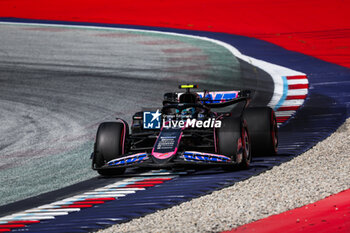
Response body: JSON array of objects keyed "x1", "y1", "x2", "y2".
[{"x1": 177, "y1": 91, "x2": 239, "y2": 103}]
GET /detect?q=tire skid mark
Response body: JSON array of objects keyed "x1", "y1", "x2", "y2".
[
  {"x1": 139, "y1": 39, "x2": 184, "y2": 45},
  {"x1": 162, "y1": 48, "x2": 202, "y2": 53},
  {"x1": 21, "y1": 27, "x2": 70, "y2": 32},
  {"x1": 95, "y1": 33, "x2": 139, "y2": 38},
  {"x1": 166, "y1": 55, "x2": 208, "y2": 62},
  {"x1": 164, "y1": 64, "x2": 210, "y2": 72}
]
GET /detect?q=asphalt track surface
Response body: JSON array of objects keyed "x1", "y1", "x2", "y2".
[{"x1": 0, "y1": 23, "x2": 273, "y2": 208}]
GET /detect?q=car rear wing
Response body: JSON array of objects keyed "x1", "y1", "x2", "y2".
[{"x1": 176, "y1": 90, "x2": 251, "y2": 104}]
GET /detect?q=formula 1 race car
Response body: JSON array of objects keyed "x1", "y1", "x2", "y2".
[{"x1": 91, "y1": 85, "x2": 278, "y2": 176}]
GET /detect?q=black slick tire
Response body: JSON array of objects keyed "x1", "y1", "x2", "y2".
[
  {"x1": 93, "y1": 122, "x2": 128, "y2": 176},
  {"x1": 243, "y1": 107, "x2": 278, "y2": 156},
  {"x1": 216, "y1": 117, "x2": 251, "y2": 170}
]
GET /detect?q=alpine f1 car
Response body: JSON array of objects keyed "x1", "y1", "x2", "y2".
[{"x1": 91, "y1": 85, "x2": 278, "y2": 176}]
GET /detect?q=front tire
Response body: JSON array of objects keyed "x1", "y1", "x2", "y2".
[
  {"x1": 238, "y1": 123, "x2": 251, "y2": 169},
  {"x1": 216, "y1": 117, "x2": 251, "y2": 170},
  {"x1": 93, "y1": 121, "x2": 128, "y2": 176}
]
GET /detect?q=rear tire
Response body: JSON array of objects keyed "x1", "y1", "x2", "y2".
[
  {"x1": 93, "y1": 122, "x2": 128, "y2": 176},
  {"x1": 243, "y1": 107, "x2": 278, "y2": 156}
]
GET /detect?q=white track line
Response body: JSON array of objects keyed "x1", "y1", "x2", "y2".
[
  {"x1": 275, "y1": 111, "x2": 296, "y2": 117},
  {"x1": 287, "y1": 79, "x2": 309, "y2": 85},
  {"x1": 282, "y1": 99, "x2": 305, "y2": 106},
  {"x1": 287, "y1": 89, "x2": 308, "y2": 96}
]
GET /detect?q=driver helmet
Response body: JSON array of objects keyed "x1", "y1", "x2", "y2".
[{"x1": 179, "y1": 92, "x2": 199, "y2": 104}]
